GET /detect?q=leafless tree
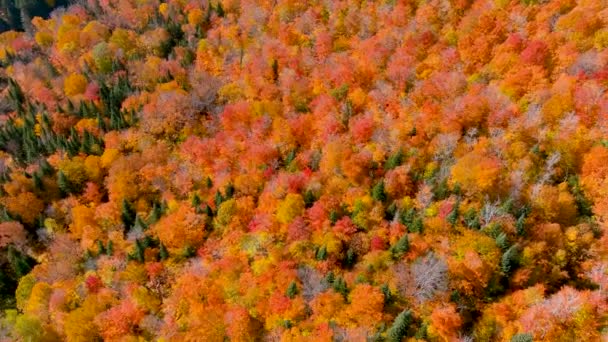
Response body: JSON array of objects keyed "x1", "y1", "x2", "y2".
[
  {"x1": 332, "y1": 326, "x2": 371, "y2": 342},
  {"x1": 480, "y1": 197, "x2": 502, "y2": 226},
  {"x1": 568, "y1": 51, "x2": 601, "y2": 76},
  {"x1": 396, "y1": 252, "x2": 449, "y2": 304},
  {"x1": 416, "y1": 184, "x2": 434, "y2": 210},
  {"x1": 411, "y1": 252, "x2": 449, "y2": 303},
  {"x1": 458, "y1": 333, "x2": 474, "y2": 342},
  {"x1": 523, "y1": 104, "x2": 542, "y2": 129},
  {"x1": 189, "y1": 70, "x2": 220, "y2": 114},
  {"x1": 433, "y1": 132, "x2": 459, "y2": 181},
  {"x1": 297, "y1": 265, "x2": 327, "y2": 302},
  {"x1": 464, "y1": 127, "x2": 478, "y2": 146},
  {"x1": 509, "y1": 167, "x2": 526, "y2": 201},
  {"x1": 531, "y1": 151, "x2": 561, "y2": 198}
]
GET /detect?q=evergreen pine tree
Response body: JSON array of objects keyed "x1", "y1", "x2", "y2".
[
  {"x1": 316, "y1": 246, "x2": 327, "y2": 260},
  {"x1": 191, "y1": 193, "x2": 201, "y2": 208},
  {"x1": 501, "y1": 245, "x2": 519, "y2": 274},
  {"x1": 142, "y1": 235, "x2": 153, "y2": 249},
  {"x1": 399, "y1": 208, "x2": 415, "y2": 226},
  {"x1": 7, "y1": 78, "x2": 25, "y2": 108},
  {"x1": 40, "y1": 159, "x2": 53, "y2": 176},
  {"x1": 7, "y1": 245, "x2": 34, "y2": 278},
  {"x1": 225, "y1": 183, "x2": 235, "y2": 198},
  {"x1": 410, "y1": 217, "x2": 423, "y2": 233},
  {"x1": 384, "y1": 149, "x2": 403, "y2": 170},
  {"x1": 286, "y1": 281, "x2": 298, "y2": 299},
  {"x1": 344, "y1": 248, "x2": 356, "y2": 268},
  {"x1": 204, "y1": 2, "x2": 212, "y2": 25},
  {"x1": 333, "y1": 277, "x2": 348, "y2": 297},
  {"x1": 159, "y1": 243, "x2": 169, "y2": 261},
  {"x1": 206, "y1": 176, "x2": 213, "y2": 188},
  {"x1": 77, "y1": 102, "x2": 85, "y2": 118},
  {"x1": 32, "y1": 172, "x2": 43, "y2": 191},
  {"x1": 510, "y1": 333, "x2": 533, "y2": 342},
  {"x1": 464, "y1": 208, "x2": 480, "y2": 229},
  {"x1": 121, "y1": 199, "x2": 136, "y2": 229},
  {"x1": 447, "y1": 200, "x2": 459, "y2": 226},
  {"x1": 134, "y1": 239, "x2": 145, "y2": 263},
  {"x1": 182, "y1": 245, "x2": 196, "y2": 258},
  {"x1": 110, "y1": 111, "x2": 120, "y2": 130},
  {"x1": 67, "y1": 99, "x2": 76, "y2": 114},
  {"x1": 386, "y1": 309, "x2": 413, "y2": 342},
  {"x1": 452, "y1": 182, "x2": 462, "y2": 195},
  {"x1": 149, "y1": 202, "x2": 162, "y2": 224},
  {"x1": 57, "y1": 170, "x2": 70, "y2": 196},
  {"x1": 81, "y1": 130, "x2": 93, "y2": 154},
  {"x1": 272, "y1": 59, "x2": 279, "y2": 82},
  {"x1": 391, "y1": 234, "x2": 410, "y2": 257},
  {"x1": 385, "y1": 202, "x2": 397, "y2": 220},
  {"x1": 204, "y1": 204, "x2": 214, "y2": 217},
  {"x1": 0, "y1": 208, "x2": 11, "y2": 222},
  {"x1": 414, "y1": 322, "x2": 428, "y2": 339},
  {"x1": 284, "y1": 149, "x2": 296, "y2": 166},
  {"x1": 303, "y1": 189, "x2": 316, "y2": 208},
  {"x1": 215, "y1": 2, "x2": 224, "y2": 17},
  {"x1": 214, "y1": 190, "x2": 224, "y2": 208},
  {"x1": 516, "y1": 214, "x2": 526, "y2": 236},
  {"x1": 432, "y1": 178, "x2": 450, "y2": 200},
  {"x1": 372, "y1": 181, "x2": 387, "y2": 202},
  {"x1": 495, "y1": 232, "x2": 509, "y2": 250},
  {"x1": 133, "y1": 214, "x2": 147, "y2": 231},
  {"x1": 106, "y1": 240, "x2": 113, "y2": 256},
  {"x1": 96, "y1": 112, "x2": 106, "y2": 131},
  {"x1": 97, "y1": 240, "x2": 105, "y2": 255},
  {"x1": 329, "y1": 210, "x2": 339, "y2": 225},
  {"x1": 380, "y1": 284, "x2": 392, "y2": 305}
]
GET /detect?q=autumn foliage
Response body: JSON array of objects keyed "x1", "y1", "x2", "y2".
[{"x1": 0, "y1": 0, "x2": 607, "y2": 340}]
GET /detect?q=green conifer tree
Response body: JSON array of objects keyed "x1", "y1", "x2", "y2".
[
  {"x1": 159, "y1": 243, "x2": 169, "y2": 261},
  {"x1": 386, "y1": 309, "x2": 413, "y2": 342},
  {"x1": 215, "y1": 2, "x2": 224, "y2": 17},
  {"x1": 272, "y1": 59, "x2": 279, "y2": 82},
  {"x1": 97, "y1": 240, "x2": 105, "y2": 256},
  {"x1": 447, "y1": 200, "x2": 460, "y2": 226},
  {"x1": 316, "y1": 246, "x2": 327, "y2": 260},
  {"x1": 32, "y1": 172, "x2": 43, "y2": 191},
  {"x1": 384, "y1": 149, "x2": 404, "y2": 170},
  {"x1": 333, "y1": 277, "x2": 348, "y2": 297},
  {"x1": 106, "y1": 240, "x2": 113, "y2": 256},
  {"x1": 134, "y1": 239, "x2": 145, "y2": 263},
  {"x1": 286, "y1": 281, "x2": 298, "y2": 299},
  {"x1": 511, "y1": 333, "x2": 533, "y2": 342},
  {"x1": 372, "y1": 181, "x2": 387, "y2": 202},
  {"x1": 391, "y1": 234, "x2": 410, "y2": 257},
  {"x1": 57, "y1": 170, "x2": 70, "y2": 196},
  {"x1": 380, "y1": 284, "x2": 392, "y2": 305},
  {"x1": 121, "y1": 199, "x2": 136, "y2": 230},
  {"x1": 214, "y1": 190, "x2": 224, "y2": 208},
  {"x1": 149, "y1": 203, "x2": 162, "y2": 224},
  {"x1": 7, "y1": 245, "x2": 34, "y2": 278}
]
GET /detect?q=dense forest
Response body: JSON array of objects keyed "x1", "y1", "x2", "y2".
[
  {"x1": 0, "y1": 0, "x2": 70, "y2": 32},
  {"x1": 0, "y1": 0, "x2": 607, "y2": 341}
]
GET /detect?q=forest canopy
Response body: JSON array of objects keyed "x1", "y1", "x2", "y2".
[
  {"x1": 0, "y1": 0, "x2": 70, "y2": 32},
  {"x1": 0, "y1": 0, "x2": 607, "y2": 341}
]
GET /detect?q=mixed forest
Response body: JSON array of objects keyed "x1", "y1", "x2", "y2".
[{"x1": 0, "y1": 0, "x2": 607, "y2": 340}]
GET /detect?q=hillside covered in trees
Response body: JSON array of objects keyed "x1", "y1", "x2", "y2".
[
  {"x1": 0, "y1": 0, "x2": 608, "y2": 340},
  {"x1": 0, "y1": 0, "x2": 70, "y2": 32}
]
